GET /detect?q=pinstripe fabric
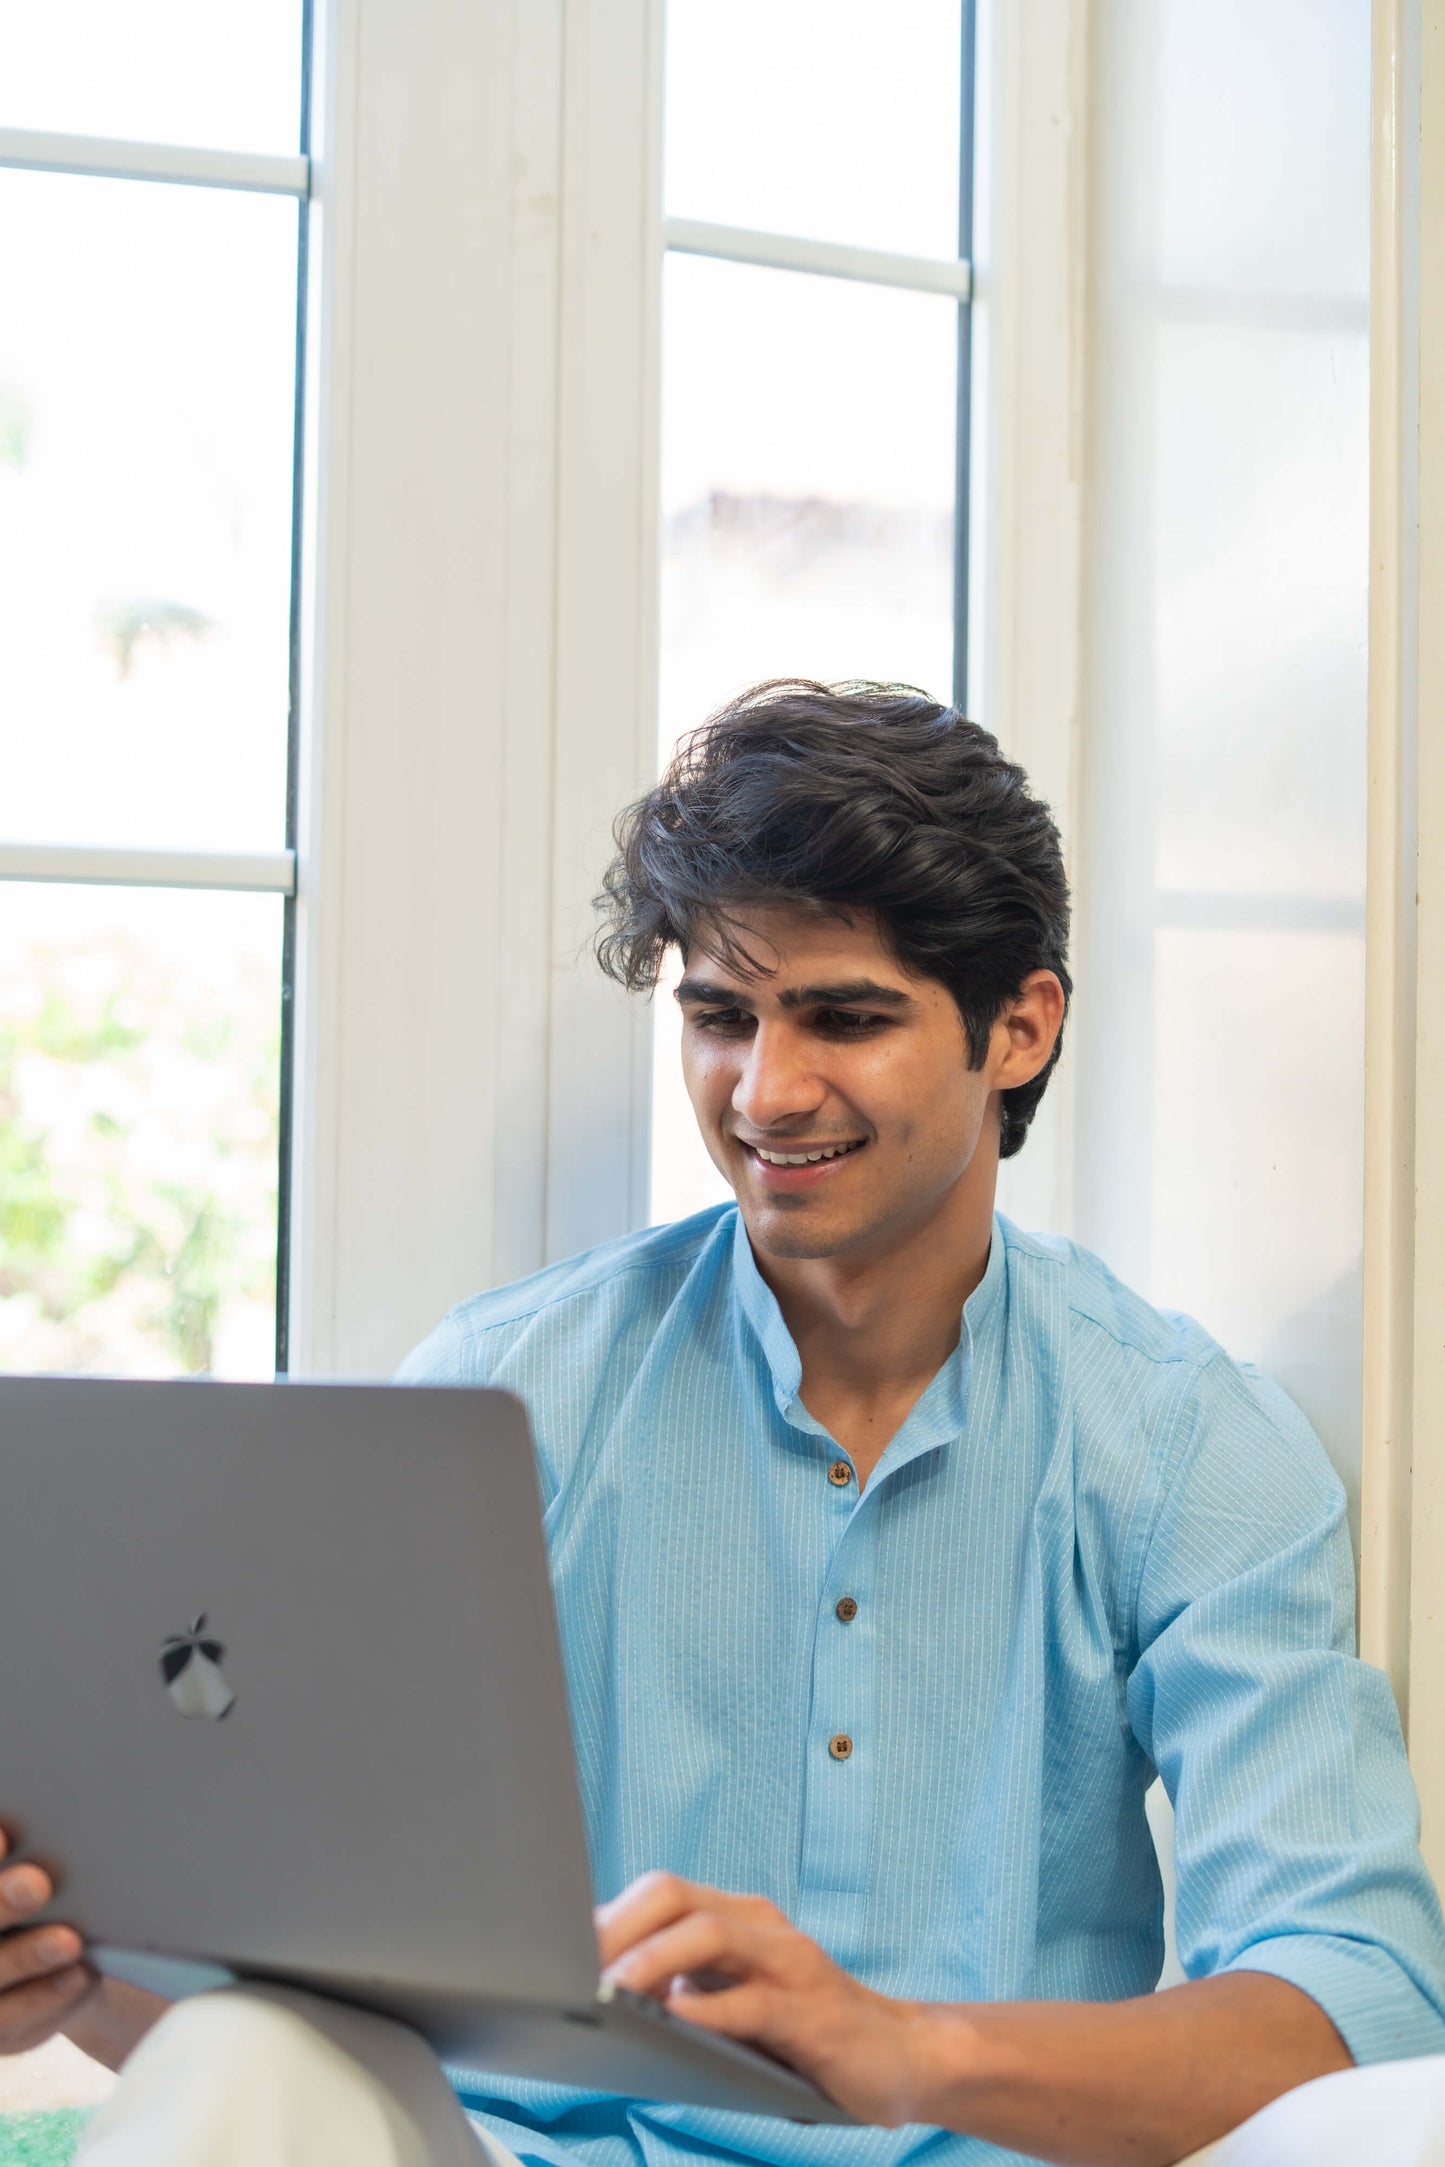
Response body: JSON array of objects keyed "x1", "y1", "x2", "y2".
[{"x1": 396, "y1": 1208, "x2": 1445, "y2": 2167}]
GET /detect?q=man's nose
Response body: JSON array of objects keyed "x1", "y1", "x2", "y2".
[{"x1": 731, "y1": 1023, "x2": 826, "y2": 1129}]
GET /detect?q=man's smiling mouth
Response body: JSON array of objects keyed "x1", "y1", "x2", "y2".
[{"x1": 744, "y1": 1139, "x2": 867, "y2": 1167}]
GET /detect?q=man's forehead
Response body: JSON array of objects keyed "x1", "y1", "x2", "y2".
[{"x1": 681, "y1": 905, "x2": 913, "y2": 993}]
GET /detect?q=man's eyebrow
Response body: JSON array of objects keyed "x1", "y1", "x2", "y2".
[
  {"x1": 674, "y1": 976, "x2": 914, "y2": 1010},
  {"x1": 675, "y1": 977, "x2": 755, "y2": 1008},
  {"x1": 778, "y1": 980, "x2": 914, "y2": 1010}
]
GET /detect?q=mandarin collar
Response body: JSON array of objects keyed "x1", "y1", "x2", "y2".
[{"x1": 729, "y1": 1206, "x2": 1005, "y2": 1465}]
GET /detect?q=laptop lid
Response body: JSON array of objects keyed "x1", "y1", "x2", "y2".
[{"x1": 0, "y1": 1376, "x2": 602, "y2": 2010}]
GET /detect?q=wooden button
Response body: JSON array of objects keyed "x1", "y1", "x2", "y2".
[
  {"x1": 827, "y1": 1460, "x2": 853, "y2": 1487},
  {"x1": 828, "y1": 1732, "x2": 854, "y2": 1761},
  {"x1": 835, "y1": 1595, "x2": 859, "y2": 1623}
]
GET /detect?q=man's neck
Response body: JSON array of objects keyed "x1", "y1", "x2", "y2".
[{"x1": 749, "y1": 1154, "x2": 998, "y2": 1486}]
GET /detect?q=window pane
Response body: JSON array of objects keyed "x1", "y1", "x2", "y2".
[
  {"x1": 1150, "y1": 924, "x2": 1365, "y2": 1445},
  {"x1": 0, "y1": 883, "x2": 283, "y2": 1380},
  {"x1": 0, "y1": 0, "x2": 304, "y2": 155},
  {"x1": 0, "y1": 171, "x2": 298, "y2": 850},
  {"x1": 652, "y1": 254, "x2": 958, "y2": 1224},
  {"x1": 665, "y1": 0, "x2": 962, "y2": 259},
  {"x1": 660, "y1": 254, "x2": 956, "y2": 742},
  {"x1": 1152, "y1": 322, "x2": 1368, "y2": 901},
  {"x1": 1154, "y1": 1, "x2": 1369, "y2": 302},
  {"x1": 1068, "y1": 0, "x2": 1369, "y2": 1520}
]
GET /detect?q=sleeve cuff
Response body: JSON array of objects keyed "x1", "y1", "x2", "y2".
[{"x1": 1224, "y1": 1932, "x2": 1445, "y2": 2066}]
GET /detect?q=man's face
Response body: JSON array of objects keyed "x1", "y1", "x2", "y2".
[{"x1": 678, "y1": 905, "x2": 1006, "y2": 1264}]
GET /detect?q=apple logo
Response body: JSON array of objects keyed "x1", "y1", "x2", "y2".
[{"x1": 159, "y1": 1615, "x2": 237, "y2": 1720}]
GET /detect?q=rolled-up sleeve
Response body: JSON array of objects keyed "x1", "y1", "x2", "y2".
[{"x1": 1126, "y1": 1355, "x2": 1445, "y2": 2065}]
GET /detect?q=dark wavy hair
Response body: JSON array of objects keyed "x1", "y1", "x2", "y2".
[{"x1": 596, "y1": 680, "x2": 1072, "y2": 1158}]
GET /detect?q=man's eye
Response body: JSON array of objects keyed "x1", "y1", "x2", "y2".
[
  {"x1": 693, "y1": 1008, "x2": 752, "y2": 1034},
  {"x1": 815, "y1": 1009, "x2": 886, "y2": 1035}
]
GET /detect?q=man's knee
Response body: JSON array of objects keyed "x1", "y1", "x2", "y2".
[
  {"x1": 78, "y1": 1987, "x2": 479, "y2": 2167},
  {"x1": 140, "y1": 1986, "x2": 340, "y2": 2080}
]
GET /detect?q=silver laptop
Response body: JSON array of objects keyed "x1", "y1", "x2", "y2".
[{"x1": 0, "y1": 1376, "x2": 850, "y2": 2123}]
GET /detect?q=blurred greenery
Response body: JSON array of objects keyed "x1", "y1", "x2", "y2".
[
  {"x1": 0, "y1": 381, "x2": 32, "y2": 473},
  {"x1": 0, "y1": 927, "x2": 280, "y2": 1378},
  {"x1": 94, "y1": 597, "x2": 215, "y2": 682},
  {"x1": 0, "y1": 2111, "x2": 92, "y2": 2166}
]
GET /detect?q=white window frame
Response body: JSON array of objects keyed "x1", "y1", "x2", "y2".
[
  {"x1": 967, "y1": 0, "x2": 1089, "y2": 1242},
  {"x1": 0, "y1": 126, "x2": 307, "y2": 195},
  {"x1": 1365, "y1": 0, "x2": 1445, "y2": 1875}
]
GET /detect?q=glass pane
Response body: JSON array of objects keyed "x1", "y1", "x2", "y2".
[
  {"x1": 1151, "y1": 925, "x2": 1365, "y2": 1450},
  {"x1": 652, "y1": 253, "x2": 958, "y2": 1224},
  {"x1": 1067, "y1": 0, "x2": 1370, "y2": 1521},
  {"x1": 660, "y1": 254, "x2": 956, "y2": 739},
  {"x1": 665, "y1": 0, "x2": 962, "y2": 258},
  {"x1": 0, "y1": 883, "x2": 283, "y2": 1381},
  {"x1": 0, "y1": 171, "x2": 298, "y2": 850},
  {"x1": 1155, "y1": 0, "x2": 1369, "y2": 303},
  {"x1": 1153, "y1": 322, "x2": 1368, "y2": 901},
  {"x1": 0, "y1": 0, "x2": 304, "y2": 155}
]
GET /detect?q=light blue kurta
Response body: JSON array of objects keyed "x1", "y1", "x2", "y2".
[{"x1": 397, "y1": 1207, "x2": 1445, "y2": 2167}]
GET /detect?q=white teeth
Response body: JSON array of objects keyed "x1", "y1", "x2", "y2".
[{"x1": 754, "y1": 1142, "x2": 860, "y2": 1166}]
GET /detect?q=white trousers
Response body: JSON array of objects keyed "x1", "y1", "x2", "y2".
[
  {"x1": 74, "y1": 1989, "x2": 507, "y2": 2167},
  {"x1": 1176, "y1": 2052, "x2": 1445, "y2": 2166},
  {"x1": 72, "y1": 1986, "x2": 1445, "y2": 2167}
]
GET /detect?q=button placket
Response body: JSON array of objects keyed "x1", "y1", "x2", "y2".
[{"x1": 798, "y1": 1486, "x2": 878, "y2": 1899}]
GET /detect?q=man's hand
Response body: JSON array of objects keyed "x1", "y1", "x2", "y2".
[
  {"x1": 0, "y1": 1830, "x2": 95, "y2": 2056},
  {"x1": 0, "y1": 1826, "x2": 168, "y2": 2073},
  {"x1": 595, "y1": 1871, "x2": 930, "y2": 2124},
  {"x1": 596, "y1": 1872, "x2": 1353, "y2": 2165}
]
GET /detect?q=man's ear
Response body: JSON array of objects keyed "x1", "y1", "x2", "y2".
[{"x1": 993, "y1": 971, "x2": 1066, "y2": 1090}]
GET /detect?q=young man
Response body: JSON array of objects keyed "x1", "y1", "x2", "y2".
[{"x1": 4, "y1": 681, "x2": 1445, "y2": 2166}]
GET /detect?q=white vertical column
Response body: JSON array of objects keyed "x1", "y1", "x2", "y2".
[
  {"x1": 1403, "y1": 0, "x2": 1445, "y2": 1874},
  {"x1": 975, "y1": 0, "x2": 1091, "y2": 1242},
  {"x1": 290, "y1": 0, "x2": 663, "y2": 1376},
  {"x1": 1361, "y1": 0, "x2": 1422, "y2": 1724}
]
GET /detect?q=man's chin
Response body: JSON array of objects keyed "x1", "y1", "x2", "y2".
[{"x1": 737, "y1": 1196, "x2": 874, "y2": 1263}]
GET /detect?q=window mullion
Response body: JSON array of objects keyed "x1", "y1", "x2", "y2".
[
  {"x1": 954, "y1": 0, "x2": 978, "y2": 713},
  {"x1": 664, "y1": 215, "x2": 971, "y2": 300},
  {"x1": 0, "y1": 843, "x2": 297, "y2": 895},
  {"x1": 0, "y1": 126, "x2": 309, "y2": 198}
]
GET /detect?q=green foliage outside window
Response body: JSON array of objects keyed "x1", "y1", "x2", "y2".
[{"x1": 0, "y1": 927, "x2": 280, "y2": 1379}]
